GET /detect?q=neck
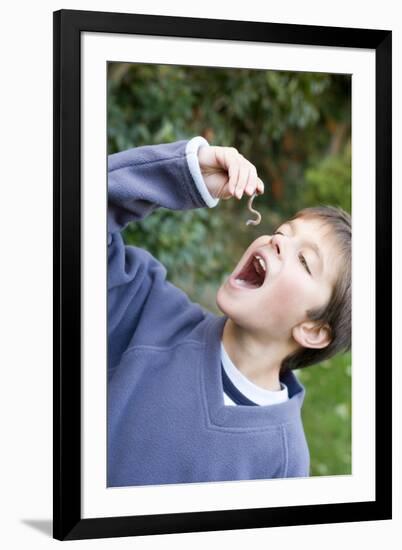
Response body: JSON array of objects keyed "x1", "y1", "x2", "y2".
[{"x1": 221, "y1": 318, "x2": 294, "y2": 391}]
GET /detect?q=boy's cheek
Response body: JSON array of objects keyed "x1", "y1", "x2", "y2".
[{"x1": 266, "y1": 277, "x2": 307, "y2": 322}]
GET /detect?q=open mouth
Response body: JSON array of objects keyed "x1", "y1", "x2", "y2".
[{"x1": 234, "y1": 253, "x2": 268, "y2": 289}]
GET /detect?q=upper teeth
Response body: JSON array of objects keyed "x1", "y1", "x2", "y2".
[{"x1": 254, "y1": 255, "x2": 266, "y2": 272}]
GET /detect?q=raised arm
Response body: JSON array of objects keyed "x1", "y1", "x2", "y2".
[
  {"x1": 107, "y1": 138, "x2": 264, "y2": 373},
  {"x1": 108, "y1": 137, "x2": 217, "y2": 241},
  {"x1": 107, "y1": 138, "x2": 217, "y2": 372}
]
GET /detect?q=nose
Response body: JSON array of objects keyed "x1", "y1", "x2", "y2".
[{"x1": 270, "y1": 234, "x2": 281, "y2": 256}]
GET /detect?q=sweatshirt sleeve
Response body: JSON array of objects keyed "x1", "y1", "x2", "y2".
[
  {"x1": 107, "y1": 138, "x2": 216, "y2": 373},
  {"x1": 108, "y1": 137, "x2": 217, "y2": 241}
]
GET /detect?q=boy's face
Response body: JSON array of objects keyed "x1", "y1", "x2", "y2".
[{"x1": 216, "y1": 216, "x2": 340, "y2": 344}]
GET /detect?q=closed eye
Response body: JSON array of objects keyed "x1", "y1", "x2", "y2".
[
  {"x1": 275, "y1": 231, "x2": 312, "y2": 274},
  {"x1": 299, "y1": 254, "x2": 311, "y2": 275}
]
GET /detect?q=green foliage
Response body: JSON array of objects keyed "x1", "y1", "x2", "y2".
[
  {"x1": 108, "y1": 62, "x2": 352, "y2": 477},
  {"x1": 304, "y1": 142, "x2": 351, "y2": 212},
  {"x1": 109, "y1": 62, "x2": 351, "y2": 291},
  {"x1": 107, "y1": 64, "x2": 334, "y2": 155}
]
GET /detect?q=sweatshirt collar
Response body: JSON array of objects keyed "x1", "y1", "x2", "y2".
[{"x1": 201, "y1": 315, "x2": 306, "y2": 430}]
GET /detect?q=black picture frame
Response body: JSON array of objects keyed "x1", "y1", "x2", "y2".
[{"x1": 53, "y1": 9, "x2": 392, "y2": 541}]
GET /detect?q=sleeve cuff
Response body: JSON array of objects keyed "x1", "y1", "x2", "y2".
[{"x1": 185, "y1": 137, "x2": 219, "y2": 208}]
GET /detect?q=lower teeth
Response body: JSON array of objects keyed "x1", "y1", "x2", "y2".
[{"x1": 235, "y1": 278, "x2": 258, "y2": 288}]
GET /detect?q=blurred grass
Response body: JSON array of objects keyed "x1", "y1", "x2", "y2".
[{"x1": 298, "y1": 353, "x2": 352, "y2": 476}]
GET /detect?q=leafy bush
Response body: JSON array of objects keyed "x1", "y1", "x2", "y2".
[{"x1": 304, "y1": 142, "x2": 351, "y2": 213}]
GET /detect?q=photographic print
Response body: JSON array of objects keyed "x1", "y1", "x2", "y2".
[
  {"x1": 107, "y1": 63, "x2": 352, "y2": 488},
  {"x1": 53, "y1": 9, "x2": 391, "y2": 540}
]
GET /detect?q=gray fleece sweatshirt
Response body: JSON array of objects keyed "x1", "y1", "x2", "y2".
[{"x1": 107, "y1": 138, "x2": 310, "y2": 487}]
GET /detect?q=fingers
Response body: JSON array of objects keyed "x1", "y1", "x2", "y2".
[
  {"x1": 233, "y1": 159, "x2": 251, "y2": 199},
  {"x1": 229, "y1": 152, "x2": 264, "y2": 199},
  {"x1": 256, "y1": 177, "x2": 265, "y2": 196},
  {"x1": 214, "y1": 146, "x2": 265, "y2": 200},
  {"x1": 224, "y1": 148, "x2": 241, "y2": 197}
]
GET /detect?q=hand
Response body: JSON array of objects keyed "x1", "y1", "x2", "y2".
[{"x1": 197, "y1": 145, "x2": 265, "y2": 200}]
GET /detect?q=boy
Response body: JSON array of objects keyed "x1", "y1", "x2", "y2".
[{"x1": 107, "y1": 136, "x2": 351, "y2": 487}]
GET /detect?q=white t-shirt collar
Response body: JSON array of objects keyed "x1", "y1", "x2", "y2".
[{"x1": 220, "y1": 342, "x2": 289, "y2": 406}]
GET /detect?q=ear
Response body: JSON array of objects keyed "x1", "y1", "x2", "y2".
[{"x1": 292, "y1": 321, "x2": 332, "y2": 350}]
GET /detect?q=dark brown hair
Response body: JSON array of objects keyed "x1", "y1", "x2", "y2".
[{"x1": 281, "y1": 205, "x2": 351, "y2": 372}]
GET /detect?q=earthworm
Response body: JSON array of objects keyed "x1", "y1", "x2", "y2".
[{"x1": 245, "y1": 192, "x2": 262, "y2": 226}]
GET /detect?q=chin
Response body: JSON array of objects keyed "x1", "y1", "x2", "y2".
[
  {"x1": 216, "y1": 283, "x2": 243, "y2": 324},
  {"x1": 215, "y1": 283, "x2": 227, "y2": 315}
]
